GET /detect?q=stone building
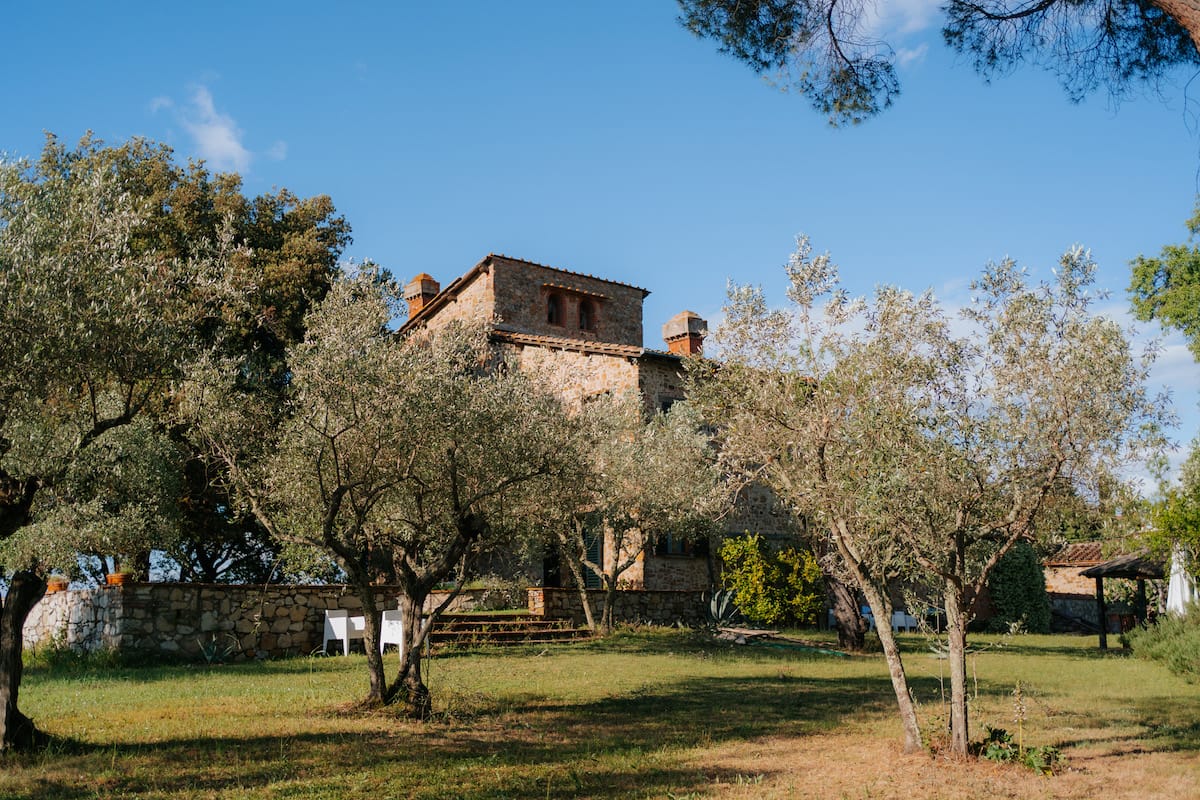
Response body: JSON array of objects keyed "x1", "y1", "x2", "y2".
[{"x1": 399, "y1": 253, "x2": 792, "y2": 598}]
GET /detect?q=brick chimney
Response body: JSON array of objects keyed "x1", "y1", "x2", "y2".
[
  {"x1": 662, "y1": 310, "x2": 707, "y2": 356},
  {"x1": 403, "y1": 273, "x2": 440, "y2": 317}
]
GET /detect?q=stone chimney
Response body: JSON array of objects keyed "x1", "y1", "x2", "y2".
[
  {"x1": 403, "y1": 273, "x2": 440, "y2": 317},
  {"x1": 662, "y1": 310, "x2": 707, "y2": 356}
]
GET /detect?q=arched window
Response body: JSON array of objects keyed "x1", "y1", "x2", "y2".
[
  {"x1": 547, "y1": 293, "x2": 562, "y2": 325},
  {"x1": 579, "y1": 299, "x2": 595, "y2": 331}
]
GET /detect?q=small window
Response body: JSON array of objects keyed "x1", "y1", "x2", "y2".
[
  {"x1": 654, "y1": 534, "x2": 709, "y2": 558},
  {"x1": 579, "y1": 299, "x2": 596, "y2": 331},
  {"x1": 547, "y1": 293, "x2": 563, "y2": 326}
]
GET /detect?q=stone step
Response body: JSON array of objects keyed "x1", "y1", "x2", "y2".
[
  {"x1": 427, "y1": 613, "x2": 592, "y2": 647},
  {"x1": 434, "y1": 619, "x2": 573, "y2": 633},
  {"x1": 430, "y1": 627, "x2": 593, "y2": 646}
]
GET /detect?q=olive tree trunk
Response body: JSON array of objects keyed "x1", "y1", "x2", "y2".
[
  {"x1": 858, "y1": 581, "x2": 923, "y2": 754},
  {"x1": 826, "y1": 573, "x2": 867, "y2": 651},
  {"x1": 386, "y1": 591, "x2": 433, "y2": 719},
  {"x1": 0, "y1": 571, "x2": 47, "y2": 752},
  {"x1": 944, "y1": 583, "x2": 970, "y2": 755},
  {"x1": 559, "y1": 520, "x2": 597, "y2": 631}
]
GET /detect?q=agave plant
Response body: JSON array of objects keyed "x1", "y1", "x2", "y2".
[{"x1": 706, "y1": 588, "x2": 742, "y2": 628}]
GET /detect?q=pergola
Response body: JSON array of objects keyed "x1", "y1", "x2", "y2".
[{"x1": 1080, "y1": 554, "x2": 1164, "y2": 649}]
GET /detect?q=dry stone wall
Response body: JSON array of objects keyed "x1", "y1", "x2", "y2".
[{"x1": 25, "y1": 583, "x2": 488, "y2": 662}]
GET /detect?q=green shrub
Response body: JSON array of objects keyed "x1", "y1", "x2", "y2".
[
  {"x1": 971, "y1": 725, "x2": 1062, "y2": 775},
  {"x1": 1126, "y1": 610, "x2": 1200, "y2": 681},
  {"x1": 986, "y1": 542, "x2": 1051, "y2": 633},
  {"x1": 718, "y1": 533, "x2": 823, "y2": 627}
]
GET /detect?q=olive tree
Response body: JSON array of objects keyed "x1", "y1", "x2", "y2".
[
  {"x1": 189, "y1": 271, "x2": 578, "y2": 718},
  {"x1": 0, "y1": 140, "x2": 231, "y2": 751},
  {"x1": 689, "y1": 236, "x2": 1167, "y2": 755},
  {"x1": 554, "y1": 394, "x2": 727, "y2": 633}
]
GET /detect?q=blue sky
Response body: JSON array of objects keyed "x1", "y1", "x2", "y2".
[{"x1": 5, "y1": 1, "x2": 1200, "y2": 483}]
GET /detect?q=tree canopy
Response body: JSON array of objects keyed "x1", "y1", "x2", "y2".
[
  {"x1": 677, "y1": 0, "x2": 1200, "y2": 125},
  {"x1": 0, "y1": 135, "x2": 237, "y2": 750},
  {"x1": 551, "y1": 394, "x2": 727, "y2": 632},
  {"x1": 1130, "y1": 200, "x2": 1200, "y2": 360},
  {"x1": 689, "y1": 236, "x2": 1168, "y2": 755},
  {"x1": 188, "y1": 270, "x2": 581, "y2": 717}
]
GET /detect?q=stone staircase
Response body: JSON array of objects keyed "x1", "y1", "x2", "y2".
[{"x1": 428, "y1": 612, "x2": 593, "y2": 647}]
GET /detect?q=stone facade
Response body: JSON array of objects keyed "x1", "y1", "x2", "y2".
[
  {"x1": 528, "y1": 587, "x2": 707, "y2": 627},
  {"x1": 513, "y1": 344, "x2": 641, "y2": 408},
  {"x1": 401, "y1": 254, "x2": 723, "y2": 594},
  {"x1": 491, "y1": 256, "x2": 647, "y2": 347},
  {"x1": 25, "y1": 583, "x2": 489, "y2": 661}
]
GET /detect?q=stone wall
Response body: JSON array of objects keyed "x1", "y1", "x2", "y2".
[
  {"x1": 516, "y1": 345, "x2": 640, "y2": 407},
  {"x1": 1048, "y1": 592, "x2": 1099, "y2": 630},
  {"x1": 491, "y1": 256, "x2": 647, "y2": 347},
  {"x1": 528, "y1": 586, "x2": 707, "y2": 627},
  {"x1": 416, "y1": 264, "x2": 495, "y2": 332},
  {"x1": 724, "y1": 483, "x2": 801, "y2": 541},
  {"x1": 1045, "y1": 565, "x2": 1095, "y2": 597},
  {"x1": 642, "y1": 552, "x2": 711, "y2": 592},
  {"x1": 637, "y1": 353, "x2": 687, "y2": 412},
  {"x1": 24, "y1": 583, "x2": 492, "y2": 662}
]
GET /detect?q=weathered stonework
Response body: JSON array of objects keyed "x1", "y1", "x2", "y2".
[
  {"x1": 25, "y1": 584, "x2": 495, "y2": 662},
  {"x1": 528, "y1": 587, "x2": 707, "y2": 627},
  {"x1": 400, "y1": 253, "x2": 797, "y2": 597},
  {"x1": 514, "y1": 345, "x2": 641, "y2": 408}
]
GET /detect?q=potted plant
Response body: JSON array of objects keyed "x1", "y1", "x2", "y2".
[
  {"x1": 106, "y1": 565, "x2": 135, "y2": 586},
  {"x1": 45, "y1": 575, "x2": 69, "y2": 593}
]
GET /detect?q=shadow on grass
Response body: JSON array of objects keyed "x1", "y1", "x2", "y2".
[
  {"x1": 2, "y1": 671, "x2": 910, "y2": 800},
  {"x1": 1056, "y1": 695, "x2": 1200, "y2": 754},
  {"x1": 23, "y1": 651, "x2": 365, "y2": 687}
]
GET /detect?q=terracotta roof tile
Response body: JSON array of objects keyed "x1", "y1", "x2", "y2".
[
  {"x1": 491, "y1": 329, "x2": 644, "y2": 358},
  {"x1": 1044, "y1": 541, "x2": 1105, "y2": 566}
]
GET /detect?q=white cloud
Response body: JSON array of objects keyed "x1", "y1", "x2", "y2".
[
  {"x1": 265, "y1": 140, "x2": 288, "y2": 161},
  {"x1": 865, "y1": 0, "x2": 942, "y2": 37},
  {"x1": 859, "y1": 0, "x2": 940, "y2": 68},
  {"x1": 896, "y1": 44, "x2": 929, "y2": 68},
  {"x1": 180, "y1": 86, "x2": 251, "y2": 174},
  {"x1": 148, "y1": 96, "x2": 173, "y2": 113}
]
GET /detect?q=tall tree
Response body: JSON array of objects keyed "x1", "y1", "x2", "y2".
[
  {"x1": 1145, "y1": 442, "x2": 1200, "y2": 570},
  {"x1": 0, "y1": 137, "x2": 233, "y2": 750},
  {"x1": 689, "y1": 236, "x2": 1167, "y2": 755},
  {"x1": 677, "y1": 1, "x2": 1199, "y2": 125},
  {"x1": 188, "y1": 271, "x2": 578, "y2": 718},
  {"x1": 1130, "y1": 200, "x2": 1200, "y2": 360},
  {"x1": 102, "y1": 135, "x2": 351, "y2": 584}
]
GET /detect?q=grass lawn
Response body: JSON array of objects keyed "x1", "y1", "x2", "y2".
[{"x1": 2, "y1": 629, "x2": 1197, "y2": 799}]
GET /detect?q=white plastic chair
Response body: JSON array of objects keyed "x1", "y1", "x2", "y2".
[
  {"x1": 323, "y1": 609, "x2": 366, "y2": 655},
  {"x1": 379, "y1": 610, "x2": 406, "y2": 660}
]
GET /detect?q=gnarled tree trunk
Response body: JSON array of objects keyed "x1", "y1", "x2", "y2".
[
  {"x1": 386, "y1": 591, "x2": 432, "y2": 719},
  {"x1": 0, "y1": 571, "x2": 47, "y2": 752},
  {"x1": 355, "y1": 583, "x2": 387, "y2": 707},
  {"x1": 826, "y1": 573, "x2": 867, "y2": 651}
]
